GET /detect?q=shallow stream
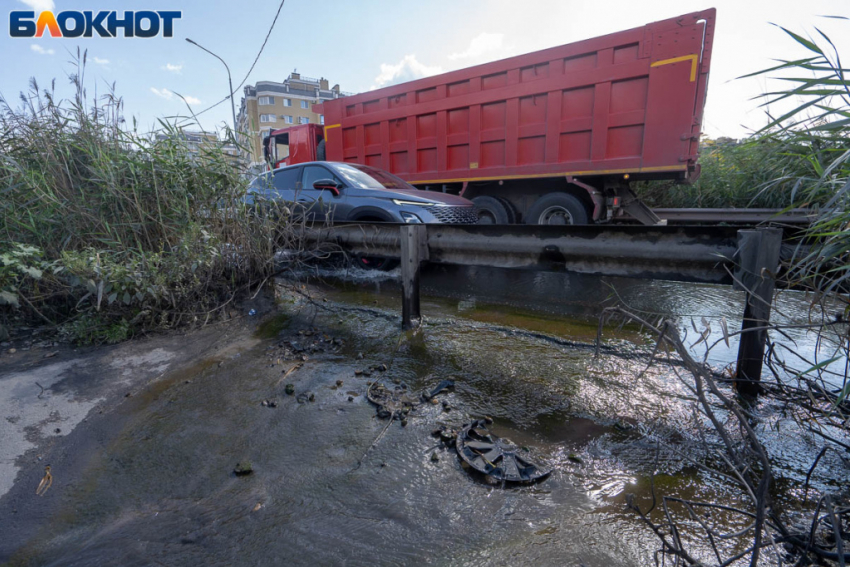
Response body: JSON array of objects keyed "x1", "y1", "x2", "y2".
[{"x1": 11, "y1": 265, "x2": 848, "y2": 566}]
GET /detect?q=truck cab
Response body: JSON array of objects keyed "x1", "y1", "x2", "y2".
[{"x1": 263, "y1": 123, "x2": 325, "y2": 170}]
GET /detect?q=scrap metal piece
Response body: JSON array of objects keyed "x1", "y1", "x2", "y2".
[
  {"x1": 366, "y1": 381, "x2": 417, "y2": 418},
  {"x1": 368, "y1": 378, "x2": 456, "y2": 418},
  {"x1": 423, "y1": 379, "x2": 455, "y2": 401},
  {"x1": 456, "y1": 420, "x2": 551, "y2": 483}
]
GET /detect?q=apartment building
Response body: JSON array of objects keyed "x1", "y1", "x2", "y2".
[{"x1": 237, "y1": 72, "x2": 350, "y2": 167}]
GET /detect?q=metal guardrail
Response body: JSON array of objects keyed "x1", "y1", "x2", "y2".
[
  {"x1": 308, "y1": 224, "x2": 743, "y2": 284},
  {"x1": 653, "y1": 208, "x2": 814, "y2": 225}
]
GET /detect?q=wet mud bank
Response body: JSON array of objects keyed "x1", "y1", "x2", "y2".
[
  {"x1": 0, "y1": 296, "x2": 275, "y2": 564},
  {"x1": 1, "y1": 271, "x2": 846, "y2": 566}
]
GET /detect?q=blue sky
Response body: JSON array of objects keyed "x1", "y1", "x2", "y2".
[{"x1": 2, "y1": 0, "x2": 848, "y2": 138}]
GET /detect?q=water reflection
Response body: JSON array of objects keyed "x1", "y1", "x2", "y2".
[{"x1": 414, "y1": 265, "x2": 846, "y2": 384}]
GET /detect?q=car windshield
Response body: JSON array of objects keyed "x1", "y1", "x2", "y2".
[{"x1": 333, "y1": 163, "x2": 415, "y2": 190}]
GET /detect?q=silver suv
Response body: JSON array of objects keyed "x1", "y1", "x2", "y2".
[{"x1": 247, "y1": 162, "x2": 478, "y2": 225}]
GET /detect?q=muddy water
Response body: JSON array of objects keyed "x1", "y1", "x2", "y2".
[{"x1": 10, "y1": 265, "x2": 847, "y2": 566}]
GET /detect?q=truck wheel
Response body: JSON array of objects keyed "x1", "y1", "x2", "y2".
[
  {"x1": 472, "y1": 196, "x2": 511, "y2": 224},
  {"x1": 496, "y1": 197, "x2": 518, "y2": 224},
  {"x1": 525, "y1": 193, "x2": 589, "y2": 225}
]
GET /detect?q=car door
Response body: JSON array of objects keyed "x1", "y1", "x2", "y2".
[
  {"x1": 272, "y1": 166, "x2": 301, "y2": 203},
  {"x1": 299, "y1": 164, "x2": 343, "y2": 222},
  {"x1": 256, "y1": 166, "x2": 299, "y2": 220}
]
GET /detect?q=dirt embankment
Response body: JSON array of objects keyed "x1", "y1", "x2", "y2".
[{"x1": 0, "y1": 293, "x2": 278, "y2": 560}]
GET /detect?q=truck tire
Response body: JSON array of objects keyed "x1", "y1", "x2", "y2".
[
  {"x1": 472, "y1": 196, "x2": 511, "y2": 224},
  {"x1": 525, "y1": 193, "x2": 590, "y2": 225},
  {"x1": 497, "y1": 197, "x2": 518, "y2": 224}
]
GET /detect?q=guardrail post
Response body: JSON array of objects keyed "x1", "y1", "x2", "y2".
[
  {"x1": 733, "y1": 228, "x2": 782, "y2": 397},
  {"x1": 400, "y1": 225, "x2": 428, "y2": 330}
]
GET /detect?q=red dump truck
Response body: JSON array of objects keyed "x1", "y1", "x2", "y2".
[{"x1": 264, "y1": 9, "x2": 715, "y2": 225}]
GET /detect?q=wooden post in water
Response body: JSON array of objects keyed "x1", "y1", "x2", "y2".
[
  {"x1": 733, "y1": 228, "x2": 782, "y2": 397},
  {"x1": 400, "y1": 225, "x2": 428, "y2": 330}
]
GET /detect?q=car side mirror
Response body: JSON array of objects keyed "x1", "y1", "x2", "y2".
[{"x1": 312, "y1": 179, "x2": 341, "y2": 196}]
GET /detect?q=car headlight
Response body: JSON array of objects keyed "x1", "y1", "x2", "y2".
[
  {"x1": 400, "y1": 212, "x2": 423, "y2": 224},
  {"x1": 392, "y1": 199, "x2": 435, "y2": 206}
]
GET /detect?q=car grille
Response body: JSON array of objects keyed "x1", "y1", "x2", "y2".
[{"x1": 430, "y1": 205, "x2": 479, "y2": 224}]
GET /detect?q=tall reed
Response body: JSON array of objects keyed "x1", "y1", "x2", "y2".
[{"x1": 0, "y1": 52, "x2": 303, "y2": 342}]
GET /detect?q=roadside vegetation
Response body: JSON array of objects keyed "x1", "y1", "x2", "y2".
[
  {"x1": 0, "y1": 52, "x2": 322, "y2": 344},
  {"x1": 635, "y1": 134, "x2": 848, "y2": 209}
]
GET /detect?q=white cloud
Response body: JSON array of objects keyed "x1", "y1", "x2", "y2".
[
  {"x1": 371, "y1": 54, "x2": 442, "y2": 90},
  {"x1": 30, "y1": 44, "x2": 54, "y2": 55},
  {"x1": 19, "y1": 0, "x2": 54, "y2": 11},
  {"x1": 93, "y1": 57, "x2": 109, "y2": 65},
  {"x1": 448, "y1": 32, "x2": 505, "y2": 60},
  {"x1": 162, "y1": 63, "x2": 183, "y2": 74},
  {"x1": 150, "y1": 87, "x2": 174, "y2": 100},
  {"x1": 150, "y1": 88, "x2": 200, "y2": 105}
]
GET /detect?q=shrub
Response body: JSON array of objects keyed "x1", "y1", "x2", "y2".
[{"x1": 0, "y1": 52, "x2": 308, "y2": 343}]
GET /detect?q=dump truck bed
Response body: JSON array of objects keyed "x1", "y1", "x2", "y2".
[{"x1": 317, "y1": 9, "x2": 715, "y2": 186}]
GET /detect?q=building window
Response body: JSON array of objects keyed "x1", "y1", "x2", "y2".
[
  {"x1": 260, "y1": 114, "x2": 276, "y2": 123},
  {"x1": 320, "y1": 115, "x2": 324, "y2": 125},
  {"x1": 300, "y1": 100, "x2": 309, "y2": 109},
  {"x1": 283, "y1": 115, "x2": 293, "y2": 124},
  {"x1": 299, "y1": 117, "x2": 309, "y2": 124},
  {"x1": 258, "y1": 96, "x2": 274, "y2": 105},
  {"x1": 283, "y1": 98, "x2": 292, "y2": 107}
]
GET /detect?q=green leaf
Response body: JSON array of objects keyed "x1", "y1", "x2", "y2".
[
  {"x1": 107, "y1": 292, "x2": 118, "y2": 305},
  {"x1": 96, "y1": 280, "x2": 104, "y2": 311},
  {"x1": 812, "y1": 118, "x2": 850, "y2": 130},
  {"x1": 737, "y1": 57, "x2": 820, "y2": 79},
  {"x1": 756, "y1": 97, "x2": 827, "y2": 133},
  {"x1": 776, "y1": 25, "x2": 824, "y2": 55},
  {"x1": 123, "y1": 292, "x2": 131, "y2": 305},
  {"x1": 0, "y1": 291, "x2": 20, "y2": 307},
  {"x1": 794, "y1": 356, "x2": 843, "y2": 384},
  {"x1": 775, "y1": 78, "x2": 849, "y2": 85},
  {"x1": 21, "y1": 266, "x2": 43, "y2": 279}
]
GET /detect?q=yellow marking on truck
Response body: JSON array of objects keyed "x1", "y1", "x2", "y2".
[
  {"x1": 413, "y1": 165, "x2": 688, "y2": 185},
  {"x1": 651, "y1": 54, "x2": 699, "y2": 82},
  {"x1": 323, "y1": 123, "x2": 341, "y2": 141}
]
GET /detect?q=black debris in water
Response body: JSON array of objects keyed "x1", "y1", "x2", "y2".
[{"x1": 456, "y1": 420, "x2": 551, "y2": 484}]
